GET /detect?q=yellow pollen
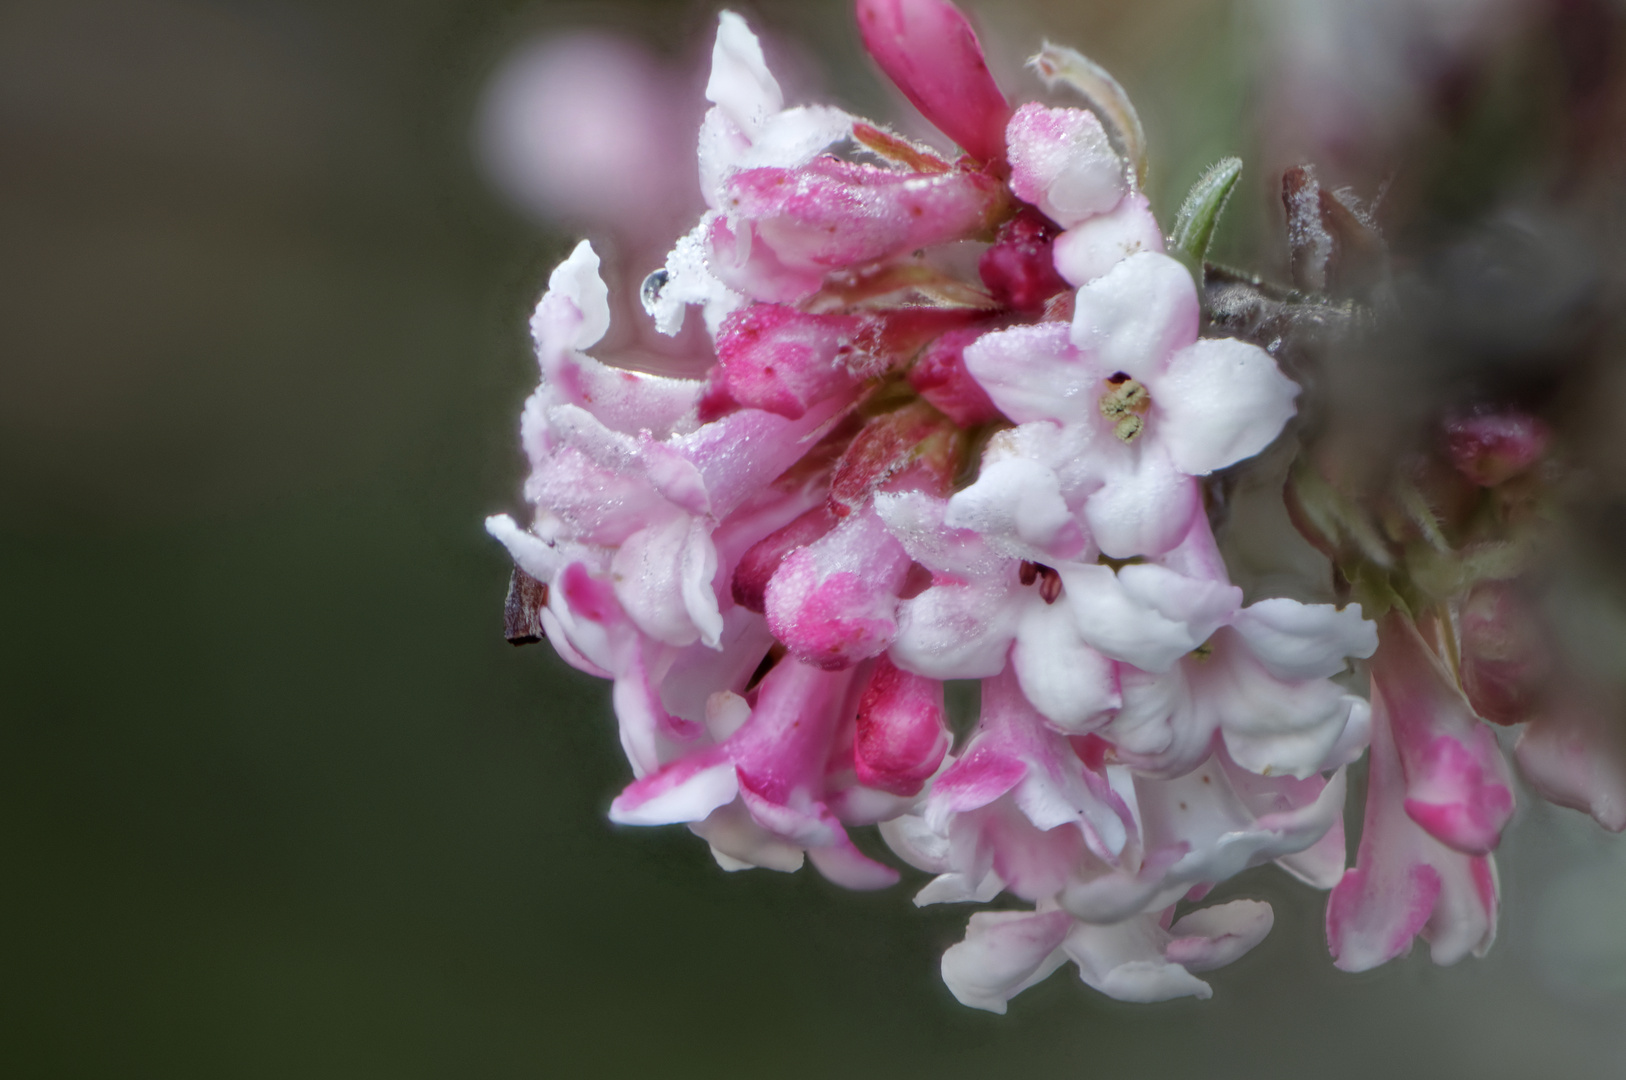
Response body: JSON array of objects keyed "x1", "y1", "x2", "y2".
[{"x1": 1099, "y1": 374, "x2": 1151, "y2": 442}]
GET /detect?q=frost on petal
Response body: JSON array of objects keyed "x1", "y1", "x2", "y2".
[
  {"x1": 765, "y1": 506, "x2": 913, "y2": 669},
  {"x1": 1053, "y1": 193, "x2": 1165, "y2": 286},
  {"x1": 1326, "y1": 683, "x2": 1499, "y2": 972},
  {"x1": 1376, "y1": 613, "x2": 1515, "y2": 855},
  {"x1": 962, "y1": 321, "x2": 1102, "y2": 426},
  {"x1": 1230, "y1": 598, "x2": 1378, "y2": 682},
  {"x1": 671, "y1": 393, "x2": 852, "y2": 520},
  {"x1": 528, "y1": 243, "x2": 704, "y2": 437},
  {"x1": 709, "y1": 305, "x2": 865, "y2": 420},
  {"x1": 736, "y1": 105, "x2": 855, "y2": 172},
  {"x1": 730, "y1": 503, "x2": 839, "y2": 613},
  {"x1": 873, "y1": 490, "x2": 1008, "y2": 581},
  {"x1": 947, "y1": 453, "x2": 1087, "y2": 562},
  {"x1": 1059, "y1": 563, "x2": 1240, "y2": 673},
  {"x1": 941, "y1": 909, "x2": 1073, "y2": 1013},
  {"x1": 700, "y1": 96, "x2": 855, "y2": 209},
  {"x1": 1005, "y1": 104, "x2": 1126, "y2": 229},
  {"x1": 716, "y1": 160, "x2": 1003, "y2": 301},
  {"x1": 890, "y1": 572, "x2": 1025, "y2": 680},
  {"x1": 610, "y1": 512, "x2": 722, "y2": 648},
  {"x1": 1069, "y1": 252, "x2": 1200, "y2": 383},
  {"x1": 877, "y1": 493, "x2": 1028, "y2": 678},
  {"x1": 647, "y1": 214, "x2": 747, "y2": 336},
  {"x1": 855, "y1": 0, "x2": 1012, "y2": 163},
  {"x1": 543, "y1": 240, "x2": 612, "y2": 350},
  {"x1": 707, "y1": 11, "x2": 783, "y2": 138},
  {"x1": 1154, "y1": 338, "x2": 1300, "y2": 475}
]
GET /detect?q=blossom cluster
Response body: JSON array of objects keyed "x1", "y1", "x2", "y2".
[{"x1": 487, "y1": 0, "x2": 1623, "y2": 1010}]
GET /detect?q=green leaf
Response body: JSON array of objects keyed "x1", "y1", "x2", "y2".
[{"x1": 1169, "y1": 157, "x2": 1243, "y2": 281}]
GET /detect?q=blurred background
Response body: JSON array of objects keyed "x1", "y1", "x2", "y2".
[{"x1": 4, "y1": 0, "x2": 1625, "y2": 1075}]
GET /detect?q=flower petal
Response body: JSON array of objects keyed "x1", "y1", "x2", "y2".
[
  {"x1": 1069, "y1": 252, "x2": 1199, "y2": 382},
  {"x1": 1012, "y1": 598, "x2": 1121, "y2": 733},
  {"x1": 609, "y1": 753, "x2": 738, "y2": 825},
  {"x1": 1230, "y1": 598, "x2": 1377, "y2": 681},
  {"x1": 1005, "y1": 104, "x2": 1125, "y2": 228},
  {"x1": 765, "y1": 507, "x2": 912, "y2": 669},
  {"x1": 1377, "y1": 614, "x2": 1515, "y2": 855},
  {"x1": 1059, "y1": 563, "x2": 1241, "y2": 673},
  {"x1": 1514, "y1": 697, "x2": 1626, "y2": 832},
  {"x1": 1154, "y1": 338, "x2": 1299, "y2": 475},
  {"x1": 706, "y1": 11, "x2": 783, "y2": 138},
  {"x1": 1079, "y1": 442, "x2": 1202, "y2": 559},
  {"x1": 961, "y1": 321, "x2": 1101, "y2": 426},
  {"x1": 941, "y1": 909, "x2": 1073, "y2": 1013},
  {"x1": 1326, "y1": 684, "x2": 1499, "y2": 971},
  {"x1": 1061, "y1": 915, "x2": 1213, "y2": 1003},
  {"x1": 1053, "y1": 193, "x2": 1166, "y2": 286}
]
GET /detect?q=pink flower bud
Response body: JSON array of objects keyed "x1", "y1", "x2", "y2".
[
  {"x1": 978, "y1": 211, "x2": 1070, "y2": 313},
  {"x1": 907, "y1": 328, "x2": 1003, "y2": 426},
  {"x1": 708, "y1": 306, "x2": 867, "y2": 420},
  {"x1": 854, "y1": 657, "x2": 951, "y2": 795},
  {"x1": 731, "y1": 503, "x2": 840, "y2": 614},
  {"x1": 1444, "y1": 409, "x2": 1550, "y2": 487},
  {"x1": 828, "y1": 402, "x2": 965, "y2": 515},
  {"x1": 855, "y1": 0, "x2": 1012, "y2": 163}
]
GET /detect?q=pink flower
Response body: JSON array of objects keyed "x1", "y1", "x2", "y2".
[
  {"x1": 1373, "y1": 613, "x2": 1516, "y2": 855},
  {"x1": 885, "y1": 675, "x2": 1330, "y2": 1008},
  {"x1": 1326, "y1": 654, "x2": 1500, "y2": 972},
  {"x1": 610, "y1": 655, "x2": 902, "y2": 889},
  {"x1": 956, "y1": 252, "x2": 1300, "y2": 558},
  {"x1": 939, "y1": 900, "x2": 1274, "y2": 1010},
  {"x1": 877, "y1": 493, "x2": 1234, "y2": 727}
]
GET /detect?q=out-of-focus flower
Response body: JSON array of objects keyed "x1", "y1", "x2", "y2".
[{"x1": 477, "y1": 33, "x2": 697, "y2": 235}]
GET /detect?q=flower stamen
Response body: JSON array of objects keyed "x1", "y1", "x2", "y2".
[{"x1": 1099, "y1": 372, "x2": 1151, "y2": 442}]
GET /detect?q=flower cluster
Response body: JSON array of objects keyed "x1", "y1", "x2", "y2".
[{"x1": 487, "y1": 0, "x2": 1623, "y2": 1010}]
